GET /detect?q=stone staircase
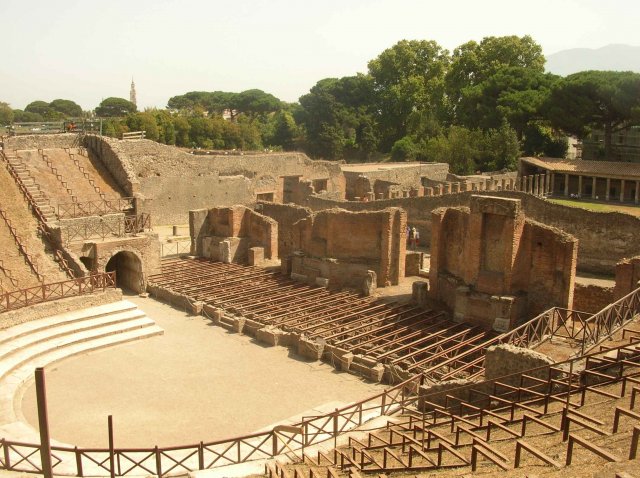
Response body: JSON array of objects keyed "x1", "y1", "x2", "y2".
[
  {"x1": 0, "y1": 300, "x2": 163, "y2": 435},
  {"x1": 4, "y1": 155, "x2": 57, "y2": 223}
]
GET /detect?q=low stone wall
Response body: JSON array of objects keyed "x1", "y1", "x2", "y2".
[
  {"x1": 0, "y1": 288, "x2": 122, "y2": 330},
  {"x1": 573, "y1": 283, "x2": 614, "y2": 314},
  {"x1": 484, "y1": 344, "x2": 554, "y2": 385},
  {"x1": 83, "y1": 135, "x2": 140, "y2": 196},
  {"x1": 4, "y1": 134, "x2": 79, "y2": 151}
]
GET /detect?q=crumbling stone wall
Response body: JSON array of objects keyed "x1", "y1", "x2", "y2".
[
  {"x1": 342, "y1": 163, "x2": 449, "y2": 200},
  {"x1": 83, "y1": 135, "x2": 140, "y2": 196},
  {"x1": 189, "y1": 205, "x2": 278, "y2": 263},
  {"x1": 290, "y1": 207, "x2": 406, "y2": 288},
  {"x1": 615, "y1": 256, "x2": 640, "y2": 299},
  {"x1": 573, "y1": 283, "x2": 615, "y2": 313},
  {"x1": 256, "y1": 202, "x2": 311, "y2": 258},
  {"x1": 484, "y1": 344, "x2": 554, "y2": 384},
  {"x1": 307, "y1": 190, "x2": 639, "y2": 275},
  {"x1": 430, "y1": 196, "x2": 577, "y2": 330},
  {"x1": 81, "y1": 136, "x2": 346, "y2": 225}
]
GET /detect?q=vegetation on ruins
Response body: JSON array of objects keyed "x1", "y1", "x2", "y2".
[{"x1": 4, "y1": 35, "x2": 640, "y2": 173}]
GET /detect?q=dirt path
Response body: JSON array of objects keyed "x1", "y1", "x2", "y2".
[{"x1": 20, "y1": 295, "x2": 385, "y2": 448}]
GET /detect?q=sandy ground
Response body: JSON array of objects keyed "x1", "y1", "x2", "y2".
[{"x1": 20, "y1": 295, "x2": 385, "y2": 449}]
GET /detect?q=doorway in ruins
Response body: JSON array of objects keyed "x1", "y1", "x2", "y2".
[{"x1": 105, "y1": 251, "x2": 144, "y2": 293}]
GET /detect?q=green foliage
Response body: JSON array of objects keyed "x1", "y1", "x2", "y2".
[
  {"x1": 391, "y1": 136, "x2": 420, "y2": 161},
  {"x1": 299, "y1": 74, "x2": 378, "y2": 160},
  {"x1": 49, "y1": 99, "x2": 83, "y2": 117},
  {"x1": 125, "y1": 112, "x2": 159, "y2": 141},
  {"x1": 523, "y1": 123, "x2": 568, "y2": 157},
  {"x1": 544, "y1": 70, "x2": 640, "y2": 157},
  {"x1": 95, "y1": 97, "x2": 137, "y2": 117},
  {"x1": 267, "y1": 111, "x2": 298, "y2": 150},
  {"x1": 368, "y1": 40, "x2": 449, "y2": 150},
  {"x1": 0, "y1": 102, "x2": 14, "y2": 125},
  {"x1": 424, "y1": 124, "x2": 520, "y2": 174},
  {"x1": 25, "y1": 100, "x2": 61, "y2": 120},
  {"x1": 12, "y1": 109, "x2": 43, "y2": 122}
]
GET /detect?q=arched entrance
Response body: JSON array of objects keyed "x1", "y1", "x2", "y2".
[{"x1": 105, "y1": 251, "x2": 144, "y2": 293}]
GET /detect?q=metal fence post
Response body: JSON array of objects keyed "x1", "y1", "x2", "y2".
[
  {"x1": 35, "y1": 368, "x2": 53, "y2": 478},
  {"x1": 108, "y1": 416, "x2": 115, "y2": 478}
]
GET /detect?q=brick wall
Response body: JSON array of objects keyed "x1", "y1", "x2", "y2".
[
  {"x1": 292, "y1": 207, "x2": 406, "y2": 287},
  {"x1": 189, "y1": 205, "x2": 278, "y2": 262},
  {"x1": 256, "y1": 202, "x2": 311, "y2": 258},
  {"x1": 429, "y1": 196, "x2": 577, "y2": 329},
  {"x1": 306, "y1": 190, "x2": 640, "y2": 275},
  {"x1": 573, "y1": 283, "x2": 615, "y2": 314}
]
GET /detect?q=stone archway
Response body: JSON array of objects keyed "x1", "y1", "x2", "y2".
[{"x1": 105, "y1": 250, "x2": 144, "y2": 293}]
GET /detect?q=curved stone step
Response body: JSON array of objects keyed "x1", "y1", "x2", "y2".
[{"x1": 0, "y1": 300, "x2": 138, "y2": 346}]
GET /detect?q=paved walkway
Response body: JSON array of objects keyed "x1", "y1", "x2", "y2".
[{"x1": 20, "y1": 295, "x2": 384, "y2": 448}]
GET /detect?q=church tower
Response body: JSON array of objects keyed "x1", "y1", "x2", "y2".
[{"x1": 130, "y1": 78, "x2": 137, "y2": 107}]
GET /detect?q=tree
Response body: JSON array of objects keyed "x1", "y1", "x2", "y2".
[
  {"x1": 299, "y1": 75, "x2": 378, "y2": 160},
  {"x1": 0, "y1": 102, "x2": 13, "y2": 125},
  {"x1": 445, "y1": 36, "x2": 547, "y2": 132},
  {"x1": 95, "y1": 97, "x2": 137, "y2": 117},
  {"x1": 49, "y1": 99, "x2": 83, "y2": 117},
  {"x1": 267, "y1": 110, "x2": 298, "y2": 150},
  {"x1": 544, "y1": 71, "x2": 640, "y2": 158},
  {"x1": 12, "y1": 109, "x2": 43, "y2": 122},
  {"x1": 391, "y1": 136, "x2": 420, "y2": 161},
  {"x1": 25, "y1": 100, "x2": 60, "y2": 120},
  {"x1": 232, "y1": 89, "x2": 281, "y2": 119},
  {"x1": 125, "y1": 112, "x2": 159, "y2": 141},
  {"x1": 368, "y1": 40, "x2": 450, "y2": 150}
]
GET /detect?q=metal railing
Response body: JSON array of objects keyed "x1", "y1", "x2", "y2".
[
  {"x1": 63, "y1": 214, "x2": 151, "y2": 244},
  {"x1": 160, "y1": 240, "x2": 191, "y2": 257},
  {"x1": 0, "y1": 272, "x2": 115, "y2": 313},
  {"x1": 57, "y1": 198, "x2": 135, "y2": 219}
]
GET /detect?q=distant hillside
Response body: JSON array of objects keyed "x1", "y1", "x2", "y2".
[{"x1": 545, "y1": 44, "x2": 640, "y2": 76}]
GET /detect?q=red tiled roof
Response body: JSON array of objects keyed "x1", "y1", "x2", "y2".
[{"x1": 521, "y1": 157, "x2": 640, "y2": 179}]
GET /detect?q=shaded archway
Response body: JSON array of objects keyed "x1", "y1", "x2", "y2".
[{"x1": 105, "y1": 251, "x2": 143, "y2": 293}]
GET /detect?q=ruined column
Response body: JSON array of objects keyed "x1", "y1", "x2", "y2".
[
  {"x1": 550, "y1": 173, "x2": 555, "y2": 195},
  {"x1": 533, "y1": 175, "x2": 539, "y2": 195},
  {"x1": 620, "y1": 179, "x2": 625, "y2": 203},
  {"x1": 636, "y1": 181, "x2": 640, "y2": 204},
  {"x1": 564, "y1": 174, "x2": 569, "y2": 197},
  {"x1": 592, "y1": 177, "x2": 597, "y2": 199},
  {"x1": 606, "y1": 178, "x2": 611, "y2": 201},
  {"x1": 578, "y1": 175, "x2": 583, "y2": 198}
]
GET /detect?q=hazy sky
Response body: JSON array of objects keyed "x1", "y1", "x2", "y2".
[{"x1": 2, "y1": 0, "x2": 639, "y2": 111}]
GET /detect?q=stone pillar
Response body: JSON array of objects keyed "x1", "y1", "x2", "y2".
[
  {"x1": 528, "y1": 176, "x2": 533, "y2": 194},
  {"x1": 636, "y1": 181, "x2": 639, "y2": 204},
  {"x1": 550, "y1": 173, "x2": 555, "y2": 195},
  {"x1": 592, "y1": 177, "x2": 597, "y2": 199},
  {"x1": 578, "y1": 175, "x2": 583, "y2": 198},
  {"x1": 534, "y1": 175, "x2": 540, "y2": 196},
  {"x1": 620, "y1": 179, "x2": 625, "y2": 203},
  {"x1": 564, "y1": 174, "x2": 569, "y2": 197},
  {"x1": 606, "y1": 178, "x2": 611, "y2": 201}
]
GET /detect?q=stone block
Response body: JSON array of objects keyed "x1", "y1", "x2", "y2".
[
  {"x1": 365, "y1": 363, "x2": 385, "y2": 383},
  {"x1": 298, "y1": 337, "x2": 324, "y2": 361},
  {"x1": 203, "y1": 305, "x2": 224, "y2": 325},
  {"x1": 248, "y1": 247, "x2": 265, "y2": 266},
  {"x1": 291, "y1": 272, "x2": 307, "y2": 282},
  {"x1": 362, "y1": 270, "x2": 377, "y2": 296},
  {"x1": 256, "y1": 326, "x2": 286, "y2": 346},
  {"x1": 418, "y1": 379, "x2": 474, "y2": 410},
  {"x1": 229, "y1": 316, "x2": 246, "y2": 334},
  {"x1": 405, "y1": 251, "x2": 423, "y2": 276},
  {"x1": 315, "y1": 277, "x2": 329, "y2": 288},
  {"x1": 412, "y1": 281, "x2": 429, "y2": 306}
]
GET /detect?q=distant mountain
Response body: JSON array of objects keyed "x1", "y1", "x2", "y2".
[{"x1": 545, "y1": 44, "x2": 640, "y2": 76}]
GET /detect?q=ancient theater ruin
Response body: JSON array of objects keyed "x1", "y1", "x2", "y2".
[{"x1": 0, "y1": 132, "x2": 639, "y2": 477}]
